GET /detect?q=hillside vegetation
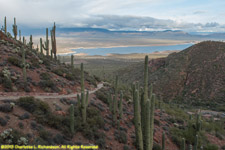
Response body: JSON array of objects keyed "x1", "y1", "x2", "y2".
[{"x1": 119, "y1": 41, "x2": 225, "y2": 111}]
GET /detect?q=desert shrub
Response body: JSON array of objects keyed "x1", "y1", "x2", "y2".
[
  {"x1": 36, "y1": 113, "x2": 70, "y2": 133},
  {"x1": 17, "y1": 97, "x2": 50, "y2": 115},
  {"x1": 38, "y1": 129, "x2": 53, "y2": 144},
  {"x1": 18, "y1": 122, "x2": 24, "y2": 129},
  {"x1": 95, "y1": 88, "x2": 109, "y2": 104},
  {"x1": 86, "y1": 75, "x2": 97, "y2": 87},
  {"x1": 19, "y1": 113, "x2": 30, "y2": 120},
  {"x1": 154, "y1": 119, "x2": 161, "y2": 126},
  {"x1": 204, "y1": 144, "x2": 219, "y2": 150},
  {"x1": 221, "y1": 145, "x2": 225, "y2": 150},
  {"x1": 153, "y1": 143, "x2": 162, "y2": 150},
  {"x1": 0, "y1": 103, "x2": 13, "y2": 112},
  {"x1": 95, "y1": 138, "x2": 106, "y2": 148},
  {"x1": 0, "y1": 128, "x2": 28, "y2": 145},
  {"x1": 7, "y1": 56, "x2": 22, "y2": 67},
  {"x1": 42, "y1": 57, "x2": 51, "y2": 67},
  {"x1": 17, "y1": 100, "x2": 71, "y2": 136},
  {"x1": 2, "y1": 75, "x2": 13, "y2": 90},
  {"x1": 40, "y1": 73, "x2": 51, "y2": 80},
  {"x1": 73, "y1": 106, "x2": 105, "y2": 140},
  {"x1": 123, "y1": 145, "x2": 130, "y2": 150},
  {"x1": 52, "y1": 68, "x2": 65, "y2": 76},
  {"x1": 39, "y1": 73, "x2": 59, "y2": 92},
  {"x1": 114, "y1": 130, "x2": 127, "y2": 144},
  {"x1": 30, "y1": 58, "x2": 40, "y2": 68},
  {"x1": 0, "y1": 117, "x2": 7, "y2": 126}
]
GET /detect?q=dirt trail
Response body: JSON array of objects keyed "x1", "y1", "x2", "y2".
[{"x1": 0, "y1": 83, "x2": 104, "y2": 100}]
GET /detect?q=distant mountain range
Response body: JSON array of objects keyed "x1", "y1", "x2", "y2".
[{"x1": 16, "y1": 27, "x2": 225, "y2": 41}]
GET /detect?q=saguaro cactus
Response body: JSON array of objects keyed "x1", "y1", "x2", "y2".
[
  {"x1": 145, "y1": 99, "x2": 151, "y2": 150},
  {"x1": 51, "y1": 22, "x2": 57, "y2": 60},
  {"x1": 182, "y1": 138, "x2": 186, "y2": 150},
  {"x1": 194, "y1": 135, "x2": 198, "y2": 150},
  {"x1": 162, "y1": 131, "x2": 165, "y2": 150},
  {"x1": 29, "y1": 35, "x2": 33, "y2": 50},
  {"x1": 119, "y1": 91, "x2": 123, "y2": 119},
  {"x1": 133, "y1": 89, "x2": 143, "y2": 150},
  {"x1": 21, "y1": 46, "x2": 27, "y2": 83},
  {"x1": 70, "y1": 104, "x2": 75, "y2": 134},
  {"x1": 50, "y1": 49, "x2": 53, "y2": 59},
  {"x1": 12, "y1": 17, "x2": 17, "y2": 39},
  {"x1": 19, "y1": 30, "x2": 21, "y2": 41},
  {"x1": 77, "y1": 94, "x2": 81, "y2": 108},
  {"x1": 4, "y1": 16, "x2": 7, "y2": 34},
  {"x1": 71, "y1": 55, "x2": 74, "y2": 70},
  {"x1": 114, "y1": 76, "x2": 118, "y2": 112},
  {"x1": 80, "y1": 63, "x2": 89, "y2": 124},
  {"x1": 150, "y1": 94, "x2": 156, "y2": 150},
  {"x1": 142, "y1": 55, "x2": 149, "y2": 146},
  {"x1": 23, "y1": 37, "x2": 26, "y2": 45},
  {"x1": 196, "y1": 113, "x2": 201, "y2": 132},
  {"x1": 40, "y1": 38, "x2": 43, "y2": 55},
  {"x1": 42, "y1": 28, "x2": 49, "y2": 56},
  {"x1": 112, "y1": 95, "x2": 117, "y2": 124}
]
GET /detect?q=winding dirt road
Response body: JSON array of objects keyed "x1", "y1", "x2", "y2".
[{"x1": 0, "y1": 83, "x2": 104, "y2": 100}]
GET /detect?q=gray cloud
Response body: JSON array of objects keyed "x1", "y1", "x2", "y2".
[
  {"x1": 69, "y1": 15, "x2": 225, "y2": 32},
  {"x1": 0, "y1": 0, "x2": 224, "y2": 32}
]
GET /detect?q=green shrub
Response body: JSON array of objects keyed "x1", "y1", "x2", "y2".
[
  {"x1": 2, "y1": 76, "x2": 12, "y2": 90},
  {"x1": 204, "y1": 144, "x2": 219, "y2": 150},
  {"x1": 30, "y1": 58, "x2": 40, "y2": 68},
  {"x1": 153, "y1": 143, "x2": 162, "y2": 150},
  {"x1": 7, "y1": 56, "x2": 22, "y2": 68},
  {"x1": 40, "y1": 73, "x2": 51, "y2": 80},
  {"x1": 73, "y1": 106, "x2": 105, "y2": 140},
  {"x1": 95, "y1": 88, "x2": 109, "y2": 104},
  {"x1": 17, "y1": 97, "x2": 50, "y2": 115},
  {"x1": 114, "y1": 130, "x2": 127, "y2": 144},
  {"x1": 39, "y1": 73, "x2": 59, "y2": 92}
]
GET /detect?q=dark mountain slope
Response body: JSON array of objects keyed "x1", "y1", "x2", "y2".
[{"x1": 120, "y1": 41, "x2": 225, "y2": 109}]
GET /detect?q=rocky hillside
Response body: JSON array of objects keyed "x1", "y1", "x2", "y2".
[
  {"x1": 0, "y1": 34, "x2": 224, "y2": 149},
  {"x1": 0, "y1": 31, "x2": 99, "y2": 94},
  {"x1": 119, "y1": 41, "x2": 225, "y2": 110}
]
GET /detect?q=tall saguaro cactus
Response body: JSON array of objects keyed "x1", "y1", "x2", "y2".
[
  {"x1": 70, "y1": 104, "x2": 75, "y2": 134},
  {"x1": 12, "y1": 17, "x2": 17, "y2": 39},
  {"x1": 112, "y1": 95, "x2": 117, "y2": 124},
  {"x1": 23, "y1": 37, "x2": 25, "y2": 45},
  {"x1": 194, "y1": 135, "x2": 198, "y2": 150},
  {"x1": 182, "y1": 138, "x2": 186, "y2": 150},
  {"x1": 4, "y1": 16, "x2": 7, "y2": 34},
  {"x1": 196, "y1": 113, "x2": 201, "y2": 132},
  {"x1": 114, "y1": 76, "x2": 118, "y2": 112},
  {"x1": 40, "y1": 38, "x2": 43, "y2": 55},
  {"x1": 71, "y1": 55, "x2": 74, "y2": 70},
  {"x1": 150, "y1": 94, "x2": 156, "y2": 150},
  {"x1": 145, "y1": 99, "x2": 151, "y2": 150},
  {"x1": 51, "y1": 22, "x2": 57, "y2": 60},
  {"x1": 29, "y1": 35, "x2": 33, "y2": 50},
  {"x1": 133, "y1": 89, "x2": 143, "y2": 150},
  {"x1": 21, "y1": 46, "x2": 27, "y2": 83},
  {"x1": 162, "y1": 131, "x2": 165, "y2": 150},
  {"x1": 42, "y1": 28, "x2": 49, "y2": 56},
  {"x1": 80, "y1": 63, "x2": 89, "y2": 124},
  {"x1": 142, "y1": 55, "x2": 149, "y2": 146},
  {"x1": 19, "y1": 30, "x2": 21, "y2": 41},
  {"x1": 119, "y1": 91, "x2": 123, "y2": 119},
  {"x1": 132, "y1": 56, "x2": 157, "y2": 150}
]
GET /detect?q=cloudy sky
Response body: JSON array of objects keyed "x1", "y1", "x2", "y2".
[{"x1": 0, "y1": 0, "x2": 225, "y2": 32}]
